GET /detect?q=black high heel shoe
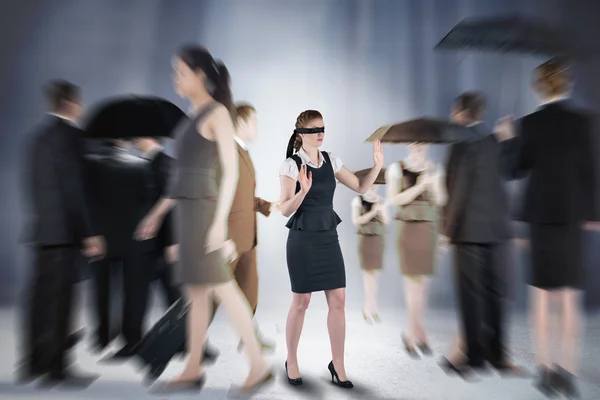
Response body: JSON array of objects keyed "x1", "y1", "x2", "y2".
[
  {"x1": 439, "y1": 357, "x2": 472, "y2": 380},
  {"x1": 417, "y1": 342, "x2": 433, "y2": 356},
  {"x1": 285, "y1": 361, "x2": 302, "y2": 386},
  {"x1": 402, "y1": 335, "x2": 420, "y2": 359},
  {"x1": 328, "y1": 361, "x2": 353, "y2": 388}
]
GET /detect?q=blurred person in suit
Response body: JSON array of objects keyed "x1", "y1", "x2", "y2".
[
  {"x1": 19, "y1": 80, "x2": 105, "y2": 387},
  {"x1": 495, "y1": 57, "x2": 600, "y2": 397},
  {"x1": 205, "y1": 103, "x2": 279, "y2": 352},
  {"x1": 132, "y1": 136, "x2": 180, "y2": 305},
  {"x1": 85, "y1": 138, "x2": 155, "y2": 360},
  {"x1": 439, "y1": 92, "x2": 523, "y2": 378}
]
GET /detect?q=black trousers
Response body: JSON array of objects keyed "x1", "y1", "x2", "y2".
[
  {"x1": 92, "y1": 252, "x2": 153, "y2": 347},
  {"x1": 454, "y1": 243, "x2": 507, "y2": 365},
  {"x1": 152, "y1": 257, "x2": 180, "y2": 308},
  {"x1": 24, "y1": 245, "x2": 78, "y2": 375}
]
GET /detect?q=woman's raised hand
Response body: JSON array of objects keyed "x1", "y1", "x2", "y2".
[
  {"x1": 372, "y1": 139, "x2": 384, "y2": 168},
  {"x1": 298, "y1": 164, "x2": 312, "y2": 194}
]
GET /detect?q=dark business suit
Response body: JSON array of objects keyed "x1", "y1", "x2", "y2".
[
  {"x1": 146, "y1": 150, "x2": 180, "y2": 307},
  {"x1": 500, "y1": 100, "x2": 597, "y2": 288},
  {"x1": 443, "y1": 123, "x2": 512, "y2": 366},
  {"x1": 85, "y1": 147, "x2": 154, "y2": 349},
  {"x1": 21, "y1": 115, "x2": 95, "y2": 377}
]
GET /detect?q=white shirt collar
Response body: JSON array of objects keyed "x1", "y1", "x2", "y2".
[
  {"x1": 144, "y1": 146, "x2": 163, "y2": 160},
  {"x1": 48, "y1": 113, "x2": 77, "y2": 127},
  {"x1": 297, "y1": 147, "x2": 327, "y2": 168},
  {"x1": 540, "y1": 96, "x2": 568, "y2": 106},
  {"x1": 234, "y1": 135, "x2": 248, "y2": 151},
  {"x1": 467, "y1": 121, "x2": 482, "y2": 127}
]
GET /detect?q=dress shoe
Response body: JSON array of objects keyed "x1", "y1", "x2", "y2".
[
  {"x1": 66, "y1": 329, "x2": 85, "y2": 350},
  {"x1": 533, "y1": 366, "x2": 558, "y2": 397},
  {"x1": 38, "y1": 369, "x2": 99, "y2": 389},
  {"x1": 554, "y1": 365, "x2": 580, "y2": 399},
  {"x1": 99, "y1": 345, "x2": 136, "y2": 362},
  {"x1": 328, "y1": 361, "x2": 353, "y2": 388}
]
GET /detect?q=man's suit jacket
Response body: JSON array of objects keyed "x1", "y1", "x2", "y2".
[
  {"x1": 84, "y1": 148, "x2": 150, "y2": 258},
  {"x1": 500, "y1": 101, "x2": 598, "y2": 224},
  {"x1": 22, "y1": 116, "x2": 96, "y2": 246},
  {"x1": 229, "y1": 144, "x2": 271, "y2": 254},
  {"x1": 148, "y1": 150, "x2": 174, "y2": 248},
  {"x1": 443, "y1": 123, "x2": 511, "y2": 244}
]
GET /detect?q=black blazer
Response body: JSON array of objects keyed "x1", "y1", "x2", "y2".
[
  {"x1": 21, "y1": 116, "x2": 96, "y2": 246},
  {"x1": 84, "y1": 149, "x2": 150, "y2": 258},
  {"x1": 500, "y1": 101, "x2": 598, "y2": 224},
  {"x1": 148, "y1": 150, "x2": 175, "y2": 248},
  {"x1": 443, "y1": 123, "x2": 511, "y2": 244}
]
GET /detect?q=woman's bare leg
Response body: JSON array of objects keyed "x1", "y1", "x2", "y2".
[
  {"x1": 212, "y1": 281, "x2": 271, "y2": 387},
  {"x1": 362, "y1": 270, "x2": 379, "y2": 317},
  {"x1": 559, "y1": 288, "x2": 583, "y2": 375},
  {"x1": 172, "y1": 285, "x2": 212, "y2": 382},
  {"x1": 325, "y1": 288, "x2": 348, "y2": 381},
  {"x1": 530, "y1": 287, "x2": 552, "y2": 368},
  {"x1": 285, "y1": 293, "x2": 311, "y2": 379},
  {"x1": 414, "y1": 277, "x2": 431, "y2": 345},
  {"x1": 403, "y1": 277, "x2": 418, "y2": 348}
]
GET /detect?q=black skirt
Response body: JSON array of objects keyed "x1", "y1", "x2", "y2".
[
  {"x1": 286, "y1": 229, "x2": 346, "y2": 293},
  {"x1": 528, "y1": 223, "x2": 583, "y2": 289}
]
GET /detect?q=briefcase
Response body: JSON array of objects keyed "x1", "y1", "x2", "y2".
[{"x1": 135, "y1": 298, "x2": 188, "y2": 381}]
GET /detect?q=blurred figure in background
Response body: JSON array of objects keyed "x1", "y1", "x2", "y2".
[
  {"x1": 386, "y1": 143, "x2": 446, "y2": 358},
  {"x1": 19, "y1": 80, "x2": 105, "y2": 387},
  {"x1": 350, "y1": 184, "x2": 388, "y2": 323},
  {"x1": 496, "y1": 57, "x2": 600, "y2": 398}
]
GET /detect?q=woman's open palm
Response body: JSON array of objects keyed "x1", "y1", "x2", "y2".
[
  {"x1": 373, "y1": 139, "x2": 384, "y2": 167},
  {"x1": 298, "y1": 164, "x2": 312, "y2": 194}
]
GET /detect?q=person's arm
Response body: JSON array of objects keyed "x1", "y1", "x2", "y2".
[
  {"x1": 430, "y1": 163, "x2": 448, "y2": 207},
  {"x1": 351, "y1": 197, "x2": 378, "y2": 226},
  {"x1": 205, "y1": 106, "x2": 239, "y2": 229},
  {"x1": 279, "y1": 159, "x2": 309, "y2": 217},
  {"x1": 336, "y1": 140, "x2": 384, "y2": 193},
  {"x1": 497, "y1": 117, "x2": 533, "y2": 180},
  {"x1": 55, "y1": 129, "x2": 96, "y2": 238},
  {"x1": 443, "y1": 143, "x2": 475, "y2": 236},
  {"x1": 255, "y1": 197, "x2": 272, "y2": 217},
  {"x1": 385, "y1": 162, "x2": 427, "y2": 206},
  {"x1": 578, "y1": 115, "x2": 598, "y2": 221}
]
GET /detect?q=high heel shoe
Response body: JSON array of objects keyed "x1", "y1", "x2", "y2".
[
  {"x1": 439, "y1": 357, "x2": 472, "y2": 380},
  {"x1": 328, "y1": 361, "x2": 353, "y2": 389},
  {"x1": 417, "y1": 342, "x2": 433, "y2": 356},
  {"x1": 285, "y1": 361, "x2": 303, "y2": 386},
  {"x1": 151, "y1": 374, "x2": 206, "y2": 394},
  {"x1": 402, "y1": 335, "x2": 420, "y2": 359}
]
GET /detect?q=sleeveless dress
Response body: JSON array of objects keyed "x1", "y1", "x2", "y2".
[
  {"x1": 285, "y1": 151, "x2": 346, "y2": 293},
  {"x1": 356, "y1": 198, "x2": 385, "y2": 271},
  {"x1": 394, "y1": 161, "x2": 438, "y2": 277},
  {"x1": 168, "y1": 103, "x2": 233, "y2": 285}
]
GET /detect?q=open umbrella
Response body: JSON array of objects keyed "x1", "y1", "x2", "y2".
[
  {"x1": 365, "y1": 117, "x2": 480, "y2": 144},
  {"x1": 435, "y1": 14, "x2": 583, "y2": 57},
  {"x1": 337, "y1": 168, "x2": 386, "y2": 185},
  {"x1": 84, "y1": 96, "x2": 186, "y2": 139}
]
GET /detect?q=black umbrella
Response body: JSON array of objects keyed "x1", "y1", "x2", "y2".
[
  {"x1": 435, "y1": 14, "x2": 583, "y2": 57},
  {"x1": 336, "y1": 168, "x2": 386, "y2": 185},
  {"x1": 365, "y1": 117, "x2": 480, "y2": 144},
  {"x1": 84, "y1": 96, "x2": 186, "y2": 139}
]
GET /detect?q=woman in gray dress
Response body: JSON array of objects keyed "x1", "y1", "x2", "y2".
[
  {"x1": 385, "y1": 143, "x2": 447, "y2": 358},
  {"x1": 135, "y1": 45, "x2": 272, "y2": 394}
]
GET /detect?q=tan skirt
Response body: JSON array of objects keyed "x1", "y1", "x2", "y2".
[
  {"x1": 397, "y1": 220, "x2": 437, "y2": 276},
  {"x1": 358, "y1": 234, "x2": 384, "y2": 271}
]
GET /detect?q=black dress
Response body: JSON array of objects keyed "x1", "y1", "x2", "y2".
[
  {"x1": 500, "y1": 101, "x2": 596, "y2": 289},
  {"x1": 285, "y1": 151, "x2": 346, "y2": 293}
]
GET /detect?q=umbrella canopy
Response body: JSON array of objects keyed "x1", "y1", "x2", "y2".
[
  {"x1": 365, "y1": 117, "x2": 480, "y2": 144},
  {"x1": 355, "y1": 168, "x2": 386, "y2": 185},
  {"x1": 83, "y1": 95, "x2": 186, "y2": 139},
  {"x1": 435, "y1": 14, "x2": 584, "y2": 57}
]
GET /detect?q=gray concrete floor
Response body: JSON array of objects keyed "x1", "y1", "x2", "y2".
[{"x1": 1, "y1": 304, "x2": 600, "y2": 400}]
